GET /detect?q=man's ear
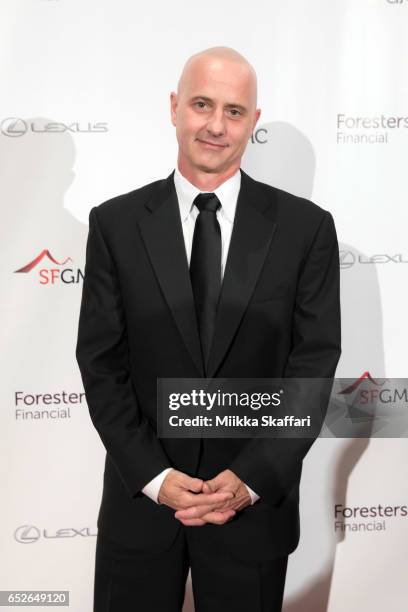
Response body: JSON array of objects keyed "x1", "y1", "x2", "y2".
[
  {"x1": 170, "y1": 91, "x2": 177, "y2": 126},
  {"x1": 252, "y1": 107, "x2": 261, "y2": 130}
]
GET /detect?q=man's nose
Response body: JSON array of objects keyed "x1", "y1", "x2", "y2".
[{"x1": 206, "y1": 109, "x2": 226, "y2": 137}]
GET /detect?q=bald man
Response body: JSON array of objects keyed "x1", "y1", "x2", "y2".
[{"x1": 76, "y1": 46, "x2": 341, "y2": 612}]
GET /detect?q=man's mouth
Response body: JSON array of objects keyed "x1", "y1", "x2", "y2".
[{"x1": 196, "y1": 139, "x2": 227, "y2": 150}]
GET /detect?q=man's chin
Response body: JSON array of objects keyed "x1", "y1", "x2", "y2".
[{"x1": 192, "y1": 157, "x2": 230, "y2": 174}]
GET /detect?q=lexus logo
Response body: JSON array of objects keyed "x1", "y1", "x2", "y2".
[
  {"x1": 340, "y1": 250, "x2": 356, "y2": 269},
  {"x1": 14, "y1": 525, "x2": 97, "y2": 543},
  {"x1": 1, "y1": 117, "x2": 28, "y2": 137},
  {"x1": 340, "y1": 250, "x2": 408, "y2": 268},
  {"x1": 14, "y1": 525, "x2": 41, "y2": 543}
]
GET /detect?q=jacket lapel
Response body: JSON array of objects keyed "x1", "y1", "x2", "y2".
[
  {"x1": 138, "y1": 171, "x2": 205, "y2": 376},
  {"x1": 137, "y1": 169, "x2": 278, "y2": 379},
  {"x1": 206, "y1": 170, "x2": 278, "y2": 377}
]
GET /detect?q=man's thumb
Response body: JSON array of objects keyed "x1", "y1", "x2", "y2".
[
  {"x1": 188, "y1": 477, "x2": 203, "y2": 493},
  {"x1": 203, "y1": 480, "x2": 214, "y2": 493}
]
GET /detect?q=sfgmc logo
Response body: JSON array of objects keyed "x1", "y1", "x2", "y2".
[
  {"x1": 339, "y1": 371, "x2": 391, "y2": 405},
  {"x1": 338, "y1": 371, "x2": 408, "y2": 408},
  {"x1": 14, "y1": 249, "x2": 84, "y2": 284}
]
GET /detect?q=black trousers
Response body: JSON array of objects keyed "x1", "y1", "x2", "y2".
[{"x1": 94, "y1": 525, "x2": 288, "y2": 612}]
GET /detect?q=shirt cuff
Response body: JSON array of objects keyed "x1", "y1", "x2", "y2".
[
  {"x1": 243, "y1": 482, "x2": 260, "y2": 505},
  {"x1": 141, "y1": 468, "x2": 173, "y2": 504}
]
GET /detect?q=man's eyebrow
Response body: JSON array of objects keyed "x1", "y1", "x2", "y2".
[{"x1": 190, "y1": 96, "x2": 247, "y2": 112}]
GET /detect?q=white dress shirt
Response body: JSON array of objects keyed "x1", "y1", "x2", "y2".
[{"x1": 141, "y1": 165, "x2": 260, "y2": 506}]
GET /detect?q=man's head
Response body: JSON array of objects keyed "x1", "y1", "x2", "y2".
[{"x1": 170, "y1": 47, "x2": 261, "y2": 180}]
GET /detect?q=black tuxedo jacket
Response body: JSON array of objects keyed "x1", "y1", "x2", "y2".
[{"x1": 75, "y1": 168, "x2": 341, "y2": 561}]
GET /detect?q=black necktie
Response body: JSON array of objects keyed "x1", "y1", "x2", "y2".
[{"x1": 189, "y1": 192, "x2": 222, "y2": 372}]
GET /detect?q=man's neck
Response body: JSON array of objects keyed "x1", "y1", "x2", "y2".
[{"x1": 177, "y1": 159, "x2": 240, "y2": 191}]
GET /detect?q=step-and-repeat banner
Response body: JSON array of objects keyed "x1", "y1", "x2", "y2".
[{"x1": 1, "y1": 1, "x2": 407, "y2": 610}]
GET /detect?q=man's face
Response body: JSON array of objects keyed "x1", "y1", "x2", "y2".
[{"x1": 170, "y1": 57, "x2": 261, "y2": 174}]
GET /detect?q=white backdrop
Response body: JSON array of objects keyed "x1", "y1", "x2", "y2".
[{"x1": 1, "y1": 1, "x2": 407, "y2": 610}]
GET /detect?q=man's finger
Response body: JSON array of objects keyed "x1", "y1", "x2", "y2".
[
  {"x1": 200, "y1": 509, "x2": 236, "y2": 525},
  {"x1": 176, "y1": 509, "x2": 236, "y2": 526},
  {"x1": 204, "y1": 472, "x2": 229, "y2": 492},
  {"x1": 175, "y1": 504, "x2": 216, "y2": 520},
  {"x1": 180, "y1": 490, "x2": 233, "y2": 508},
  {"x1": 177, "y1": 517, "x2": 207, "y2": 526},
  {"x1": 202, "y1": 481, "x2": 213, "y2": 493},
  {"x1": 181, "y1": 477, "x2": 203, "y2": 493}
]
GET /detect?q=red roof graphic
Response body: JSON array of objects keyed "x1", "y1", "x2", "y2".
[
  {"x1": 339, "y1": 371, "x2": 388, "y2": 395},
  {"x1": 14, "y1": 249, "x2": 73, "y2": 273}
]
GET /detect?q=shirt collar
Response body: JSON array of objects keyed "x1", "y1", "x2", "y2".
[{"x1": 173, "y1": 165, "x2": 241, "y2": 223}]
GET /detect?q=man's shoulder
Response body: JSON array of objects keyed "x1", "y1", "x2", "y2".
[
  {"x1": 246, "y1": 172, "x2": 330, "y2": 225},
  {"x1": 92, "y1": 175, "x2": 170, "y2": 225}
]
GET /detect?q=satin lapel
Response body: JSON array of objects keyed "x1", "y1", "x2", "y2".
[
  {"x1": 137, "y1": 171, "x2": 205, "y2": 376},
  {"x1": 206, "y1": 170, "x2": 278, "y2": 378}
]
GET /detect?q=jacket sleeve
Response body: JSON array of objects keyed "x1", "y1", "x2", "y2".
[
  {"x1": 228, "y1": 210, "x2": 341, "y2": 506},
  {"x1": 75, "y1": 206, "x2": 172, "y2": 498}
]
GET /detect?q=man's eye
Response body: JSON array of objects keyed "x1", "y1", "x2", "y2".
[
  {"x1": 195, "y1": 101, "x2": 207, "y2": 109},
  {"x1": 230, "y1": 109, "x2": 241, "y2": 116}
]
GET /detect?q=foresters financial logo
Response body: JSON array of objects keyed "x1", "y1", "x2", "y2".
[
  {"x1": 14, "y1": 389, "x2": 86, "y2": 421},
  {"x1": 14, "y1": 249, "x2": 84, "y2": 284},
  {"x1": 336, "y1": 113, "x2": 408, "y2": 145},
  {"x1": 334, "y1": 503, "x2": 407, "y2": 533}
]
